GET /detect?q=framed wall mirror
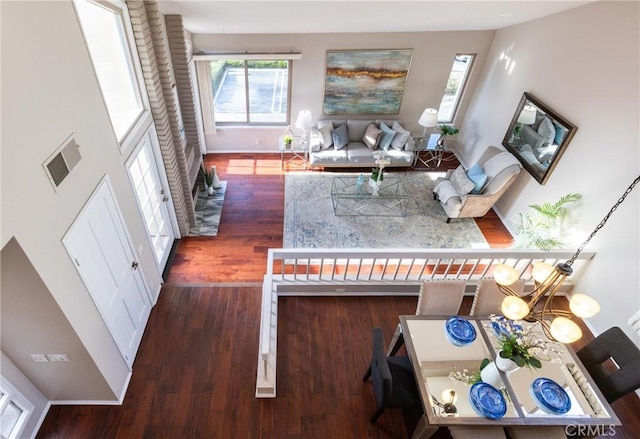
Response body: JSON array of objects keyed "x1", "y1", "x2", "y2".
[{"x1": 502, "y1": 92, "x2": 577, "y2": 185}]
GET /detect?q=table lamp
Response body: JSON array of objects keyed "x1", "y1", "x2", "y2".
[
  {"x1": 295, "y1": 110, "x2": 313, "y2": 144},
  {"x1": 418, "y1": 108, "x2": 438, "y2": 137}
]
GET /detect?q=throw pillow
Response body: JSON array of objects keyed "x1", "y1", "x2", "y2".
[
  {"x1": 537, "y1": 116, "x2": 556, "y2": 145},
  {"x1": 378, "y1": 122, "x2": 397, "y2": 151},
  {"x1": 450, "y1": 165, "x2": 476, "y2": 196},
  {"x1": 466, "y1": 163, "x2": 488, "y2": 194},
  {"x1": 552, "y1": 121, "x2": 567, "y2": 145},
  {"x1": 362, "y1": 123, "x2": 382, "y2": 150},
  {"x1": 332, "y1": 123, "x2": 349, "y2": 150},
  {"x1": 519, "y1": 144, "x2": 546, "y2": 172},
  {"x1": 390, "y1": 121, "x2": 410, "y2": 150},
  {"x1": 318, "y1": 121, "x2": 334, "y2": 149}
]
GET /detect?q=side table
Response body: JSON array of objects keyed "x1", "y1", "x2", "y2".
[
  {"x1": 279, "y1": 136, "x2": 308, "y2": 169},
  {"x1": 413, "y1": 133, "x2": 444, "y2": 169}
]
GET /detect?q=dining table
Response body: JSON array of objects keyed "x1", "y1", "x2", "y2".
[{"x1": 399, "y1": 315, "x2": 621, "y2": 438}]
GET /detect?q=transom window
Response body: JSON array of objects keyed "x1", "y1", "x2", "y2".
[
  {"x1": 438, "y1": 54, "x2": 475, "y2": 123},
  {"x1": 210, "y1": 60, "x2": 290, "y2": 124},
  {"x1": 73, "y1": 0, "x2": 147, "y2": 148}
]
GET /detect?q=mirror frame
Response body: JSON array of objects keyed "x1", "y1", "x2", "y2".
[{"x1": 502, "y1": 92, "x2": 577, "y2": 185}]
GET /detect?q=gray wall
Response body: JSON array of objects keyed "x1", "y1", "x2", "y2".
[
  {"x1": 192, "y1": 30, "x2": 496, "y2": 152},
  {"x1": 460, "y1": 1, "x2": 640, "y2": 342}
]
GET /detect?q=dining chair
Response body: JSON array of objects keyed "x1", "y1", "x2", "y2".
[
  {"x1": 387, "y1": 279, "x2": 467, "y2": 355},
  {"x1": 362, "y1": 327, "x2": 423, "y2": 423},
  {"x1": 576, "y1": 326, "x2": 640, "y2": 403},
  {"x1": 448, "y1": 426, "x2": 507, "y2": 438},
  {"x1": 470, "y1": 278, "x2": 525, "y2": 316},
  {"x1": 506, "y1": 426, "x2": 567, "y2": 439}
]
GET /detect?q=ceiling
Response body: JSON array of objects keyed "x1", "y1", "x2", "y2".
[{"x1": 156, "y1": 1, "x2": 595, "y2": 35}]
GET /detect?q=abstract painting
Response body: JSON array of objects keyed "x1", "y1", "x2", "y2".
[{"x1": 322, "y1": 49, "x2": 413, "y2": 115}]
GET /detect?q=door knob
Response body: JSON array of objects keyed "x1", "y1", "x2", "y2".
[{"x1": 131, "y1": 261, "x2": 139, "y2": 270}]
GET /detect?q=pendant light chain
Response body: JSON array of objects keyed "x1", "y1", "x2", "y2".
[{"x1": 566, "y1": 175, "x2": 640, "y2": 267}]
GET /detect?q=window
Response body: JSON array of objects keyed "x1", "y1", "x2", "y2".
[
  {"x1": 0, "y1": 381, "x2": 33, "y2": 439},
  {"x1": 210, "y1": 60, "x2": 290, "y2": 124},
  {"x1": 438, "y1": 54, "x2": 475, "y2": 123},
  {"x1": 73, "y1": 0, "x2": 148, "y2": 148}
]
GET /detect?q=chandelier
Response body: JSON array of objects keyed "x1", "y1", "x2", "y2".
[{"x1": 494, "y1": 175, "x2": 640, "y2": 343}]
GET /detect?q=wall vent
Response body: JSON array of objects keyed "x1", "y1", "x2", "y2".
[{"x1": 43, "y1": 135, "x2": 81, "y2": 190}]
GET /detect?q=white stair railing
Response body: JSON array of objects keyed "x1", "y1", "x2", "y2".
[{"x1": 256, "y1": 248, "x2": 595, "y2": 397}]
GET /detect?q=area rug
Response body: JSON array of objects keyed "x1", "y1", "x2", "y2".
[
  {"x1": 283, "y1": 172, "x2": 489, "y2": 249},
  {"x1": 189, "y1": 181, "x2": 227, "y2": 236}
]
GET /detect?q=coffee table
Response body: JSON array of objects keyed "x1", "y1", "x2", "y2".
[{"x1": 330, "y1": 176, "x2": 409, "y2": 216}]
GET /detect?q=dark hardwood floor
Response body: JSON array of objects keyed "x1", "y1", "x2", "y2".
[
  {"x1": 37, "y1": 154, "x2": 639, "y2": 438},
  {"x1": 166, "y1": 153, "x2": 513, "y2": 284}
]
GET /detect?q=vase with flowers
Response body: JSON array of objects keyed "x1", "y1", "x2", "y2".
[
  {"x1": 479, "y1": 315, "x2": 561, "y2": 387},
  {"x1": 370, "y1": 151, "x2": 391, "y2": 196}
]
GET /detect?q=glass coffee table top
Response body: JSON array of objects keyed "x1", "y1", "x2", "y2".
[{"x1": 330, "y1": 176, "x2": 409, "y2": 216}]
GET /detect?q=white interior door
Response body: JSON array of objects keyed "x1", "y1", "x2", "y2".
[
  {"x1": 63, "y1": 179, "x2": 151, "y2": 367},
  {"x1": 127, "y1": 128, "x2": 177, "y2": 270}
]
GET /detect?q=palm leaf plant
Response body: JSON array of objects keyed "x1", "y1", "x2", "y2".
[{"x1": 513, "y1": 193, "x2": 583, "y2": 250}]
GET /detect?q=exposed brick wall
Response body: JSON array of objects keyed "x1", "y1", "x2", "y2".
[
  {"x1": 165, "y1": 13, "x2": 202, "y2": 184},
  {"x1": 126, "y1": 0, "x2": 197, "y2": 235}
]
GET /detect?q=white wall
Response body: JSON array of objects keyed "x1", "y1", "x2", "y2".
[
  {"x1": 461, "y1": 1, "x2": 640, "y2": 342},
  {"x1": 1, "y1": 1, "x2": 163, "y2": 400},
  {"x1": 192, "y1": 30, "x2": 496, "y2": 152}
]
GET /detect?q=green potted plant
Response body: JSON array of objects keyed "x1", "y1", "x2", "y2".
[
  {"x1": 283, "y1": 134, "x2": 294, "y2": 148},
  {"x1": 200, "y1": 165, "x2": 214, "y2": 195},
  {"x1": 438, "y1": 124, "x2": 459, "y2": 147},
  {"x1": 513, "y1": 193, "x2": 582, "y2": 250}
]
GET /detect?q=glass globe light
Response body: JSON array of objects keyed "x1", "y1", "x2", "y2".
[
  {"x1": 550, "y1": 317, "x2": 582, "y2": 343},
  {"x1": 569, "y1": 294, "x2": 601, "y2": 318},
  {"x1": 501, "y1": 296, "x2": 530, "y2": 320},
  {"x1": 532, "y1": 262, "x2": 554, "y2": 283},
  {"x1": 494, "y1": 264, "x2": 519, "y2": 286}
]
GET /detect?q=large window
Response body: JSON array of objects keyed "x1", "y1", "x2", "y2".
[
  {"x1": 210, "y1": 60, "x2": 290, "y2": 124},
  {"x1": 74, "y1": 0, "x2": 148, "y2": 148},
  {"x1": 438, "y1": 54, "x2": 475, "y2": 123}
]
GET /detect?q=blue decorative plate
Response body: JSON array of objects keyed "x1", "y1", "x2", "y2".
[
  {"x1": 444, "y1": 317, "x2": 476, "y2": 347},
  {"x1": 469, "y1": 382, "x2": 507, "y2": 419},
  {"x1": 530, "y1": 377, "x2": 571, "y2": 414}
]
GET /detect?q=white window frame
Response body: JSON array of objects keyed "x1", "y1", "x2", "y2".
[
  {"x1": 194, "y1": 54, "x2": 299, "y2": 127},
  {"x1": 0, "y1": 379, "x2": 33, "y2": 439},
  {"x1": 438, "y1": 53, "x2": 476, "y2": 124},
  {"x1": 73, "y1": 0, "x2": 152, "y2": 153}
]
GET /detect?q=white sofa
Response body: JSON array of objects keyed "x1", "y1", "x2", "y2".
[{"x1": 308, "y1": 119, "x2": 415, "y2": 168}]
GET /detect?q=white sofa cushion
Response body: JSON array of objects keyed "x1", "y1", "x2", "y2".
[{"x1": 390, "y1": 121, "x2": 410, "y2": 150}]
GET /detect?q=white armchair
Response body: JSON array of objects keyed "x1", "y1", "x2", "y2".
[{"x1": 433, "y1": 146, "x2": 521, "y2": 223}]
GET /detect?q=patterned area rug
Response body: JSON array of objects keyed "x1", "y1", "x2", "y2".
[
  {"x1": 283, "y1": 172, "x2": 489, "y2": 249},
  {"x1": 189, "y1": 181, "x2": 227, "y2": 236}
]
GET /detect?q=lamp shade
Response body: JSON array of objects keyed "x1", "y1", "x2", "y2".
[
  {"x1": 517, "y1": 105, "x2": 537, "y2": 125},
  {"x1": 295, "y1": 110, "x2": 313, "y2": 129},
  {"x1": 418, "y1": 108, "x2": 438, "y2": 128},
  {"x1": 493, "y1": 264, "x2": 520, "y2": 286},
  {"x1": 531, "y1": 262, "x2": 554, "y2": 283},
  {"x1": 549, "y1": 317, "x2": 582, "y2": 343},
  {"x1": 501, "y1": 296, "x2": 530, "y2": 320},
  {"x1": 569, "y1": 294, "x2": 601, "y2": 318}
]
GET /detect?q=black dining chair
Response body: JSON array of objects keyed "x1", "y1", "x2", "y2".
[
  {"x1": 576, "y1": 326, "x2": 640, "y2": 403},
  {"x1": 362, "y1": 327, "x2": 423, "y2": 423}
]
